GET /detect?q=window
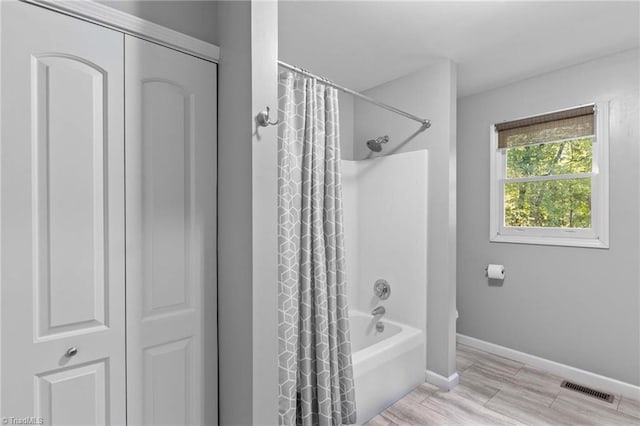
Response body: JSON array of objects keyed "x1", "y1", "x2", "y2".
[{"x1": 490, "y1": 103, "x2": 609, "y2": 248}]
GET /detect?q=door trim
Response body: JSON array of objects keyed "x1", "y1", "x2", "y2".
[{"x1": 21, "y1": 0, "x2": 220, "y2": 63}]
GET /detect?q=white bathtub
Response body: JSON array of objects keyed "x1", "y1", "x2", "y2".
[{"x1": 349, "y1": 311, "x2": 424, "y2": 425}]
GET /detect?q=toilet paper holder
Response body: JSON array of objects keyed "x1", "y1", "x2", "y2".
[{"x1": 485, "y1": 264, "x2": 505, "y2": 279}]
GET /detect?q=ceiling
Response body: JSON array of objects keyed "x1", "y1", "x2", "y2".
[{"x1": 279, "y1": 1, "x2": 640, "y2": 97}]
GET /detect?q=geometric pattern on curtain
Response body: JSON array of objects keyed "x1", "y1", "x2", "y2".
[{"x1": 277, "y1": 72, "x2": 357, "y2": 426}]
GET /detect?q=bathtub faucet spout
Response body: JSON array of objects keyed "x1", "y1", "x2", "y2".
[{"x1": 371, "y1": 306, "x2": 386, "y2": 316}]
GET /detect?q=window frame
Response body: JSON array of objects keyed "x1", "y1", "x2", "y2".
[{"x1": 489, "y1": 102, "x2": 609, "y2": 248}]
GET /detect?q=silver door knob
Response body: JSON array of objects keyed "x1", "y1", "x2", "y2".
[{"x1": 65, "y1": 347, "x2": 78, "y2": 357}]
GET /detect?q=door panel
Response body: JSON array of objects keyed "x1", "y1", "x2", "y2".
[
  {"x1": 32, "y1": 54, "x2": 108, "y2": 337},
  {"x1": 141, "y1": 80, "x2": 193, "y2": 317},
  {"x1": 0, "y1": 2, "x2": 125, "y2": 424},
  {"x1": 125, "y1": 35, "x2": 217, "y2": 426},
  {"x1": 143, "y1": 339, "x2": 191, "y2": 425},
  {"x1": 37, "y1": 361, "x2": 108, "y2": 425}
]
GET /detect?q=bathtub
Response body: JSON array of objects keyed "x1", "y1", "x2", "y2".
[{"x1": 349, "y1": 311, "x2": 424, "y2": 425}]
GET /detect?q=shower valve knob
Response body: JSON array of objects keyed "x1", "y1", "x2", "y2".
[{"x1": 374, "y1": 279, "x2": 391, "y2": 300}]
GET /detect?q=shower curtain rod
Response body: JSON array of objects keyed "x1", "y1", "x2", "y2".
[{"x1": 278, "y1": 60, "x2": 431, "y2": 129}]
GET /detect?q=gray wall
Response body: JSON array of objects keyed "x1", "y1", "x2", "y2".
[
  {"x1": 217, "y1": 1, "x2": 278, "y2": 424},
  {"x1": 339, "y1": 92, "x2": 355, "y2": 160},
  {"x1": 96, "y1": 1, "x2": 219, "y2": 45},
  {"x1": 457, "y1": 48, "x2": 640, "y2": 385},
  {"x1": 217, "y1": 2, "x2": 253, "y2": 424},
  {"x1": 250, "y1": 2, "x2": 279, "y2": 423},
  {"x1": 354, "y1": 59, "x2": 458, "y2": 381}
]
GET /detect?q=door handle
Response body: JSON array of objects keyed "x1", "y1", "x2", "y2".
[{"x1": 65, "y1": 347, "x2": 78, "y2": 357}]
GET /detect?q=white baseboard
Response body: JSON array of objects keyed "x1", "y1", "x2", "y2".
[
  {"x1": 425, "y1": 370, "x2": 459, "y2": 391},
  {"x1": 457, "y1": 333, "x2": 640, "y2": 400}
]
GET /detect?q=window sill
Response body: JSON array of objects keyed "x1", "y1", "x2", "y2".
[{"x1": 490, "y1": 233, "x2": 609, "y2": 249}]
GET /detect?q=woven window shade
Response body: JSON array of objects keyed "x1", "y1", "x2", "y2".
[{"x1": 496, "y1": 105, "x2": 595, "y2": 149}]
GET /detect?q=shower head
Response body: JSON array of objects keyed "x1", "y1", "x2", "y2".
[{"x1": 366, "y1": 135, "x2": 389, "y2": 152}]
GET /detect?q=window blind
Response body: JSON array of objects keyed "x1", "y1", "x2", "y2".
[{"x1": 496, "y1": 105, "x2": 595, "y2": 149}]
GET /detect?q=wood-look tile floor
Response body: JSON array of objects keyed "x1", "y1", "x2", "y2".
[{"x1": 365, "y1": 344, "x2": 640, "y2": 426}]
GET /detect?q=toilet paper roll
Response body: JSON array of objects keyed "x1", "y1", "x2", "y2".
[{"x1": 487, "y1": 264, "x2": 505, "y2": 280}]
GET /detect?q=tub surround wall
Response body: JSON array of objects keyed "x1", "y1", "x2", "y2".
[
  {"x1": 457, "y1": 48, "x2": 640, "y2": 386},
  {"x1": 342, "y1": 151, "x2": 428, "y2": 334},
  {"x1": 342, "y1": 161, "x2": 360, "y2": 308},
  {"x1": 342, "y1": 151, "x2": 428, "y2": 409},
  {"x1": 356, "y1": 152, "x2": 427, "y2": 335},
  {"x1": 353, "y1": 60, "x2": 458, "y2": 384}
]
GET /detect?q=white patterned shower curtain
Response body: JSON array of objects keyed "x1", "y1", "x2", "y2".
[{"x1": 277, "y1": 72, "x2": 357, "y2": 426}]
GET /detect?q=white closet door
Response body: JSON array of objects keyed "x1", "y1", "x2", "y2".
[
  {"x1": 0, "y1": 2, "x2": 126, "y2": 425},
  {"x1": 125, "y1": 36, "x2": 217, "y2": 426}
]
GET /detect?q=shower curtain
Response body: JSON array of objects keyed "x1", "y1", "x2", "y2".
[{"x1": 277, "y1": 72, "x2": 357, "y2": 426}]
